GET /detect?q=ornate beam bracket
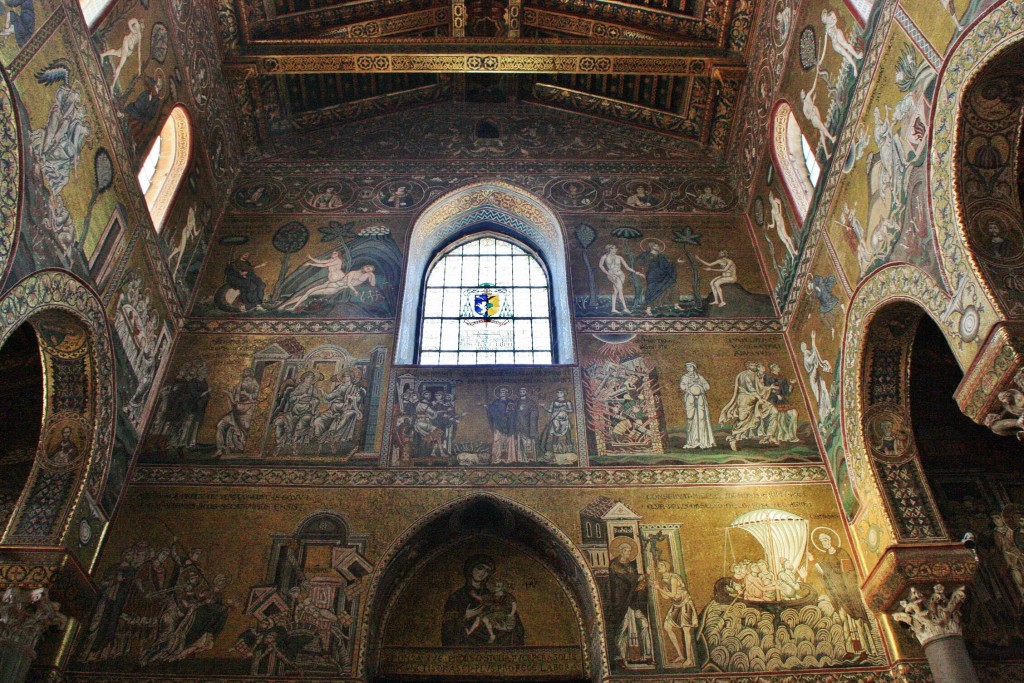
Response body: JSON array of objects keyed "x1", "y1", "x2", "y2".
[
  {"x1": 955, "y1": 322, "x2": 1024, "y2": 439},
  {"x1": 861, "y1": 544, "x2": 977, "y2": 616},
  {"x1": 0, "y1": 548, "x2": 98, "y2": 621},
  {"x1": 865, "y1": 546, "x2": 982, "y2": 683}
]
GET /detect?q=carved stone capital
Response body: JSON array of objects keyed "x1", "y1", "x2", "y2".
[
  {"x1": 0, "y1": 587, "x2": 67, "y2": 657},
  {"x1": 890, "y1": 584, "x2": 967, "y2": 647}
]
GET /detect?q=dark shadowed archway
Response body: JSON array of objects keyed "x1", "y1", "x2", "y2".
[
  {"x1": 910, "y1": 315, "x2": 1024, "y2": 659},
  {"x1": 0, "y1": 324, "x2": 43, "y2": 531}
]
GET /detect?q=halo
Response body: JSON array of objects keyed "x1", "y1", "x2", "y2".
[
  {"x1": 609, "y1": 535, "x2": 640, "y2": 561},
  {"x1": 493, "y1": 384, "x2": 514, "y2": 398},
  {"x1": 810, "y1": 526, "x2": 841, "y2": 552},
  {"x1": 640, "y1": 237, "x2": 665, "y2": 251}
]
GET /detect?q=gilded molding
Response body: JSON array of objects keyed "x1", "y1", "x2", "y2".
[
  {"x1": 129, "y1": 464, "x2": 831, "y2": 487},
  {"x1": 321, "y1": 8, "x2": 450, "y2": 39},
  {"x1": 0, "y1": 62, "x2": 18, "y2": 286},
  {"x1": 63, "y1": 662, "x2": 942, "y2": 683},
  {"x1": 244, "y1": 53, "x2": 717, "y2": 75},
  {"x1": 522, "y1": 9, "x2": 663, "y2": 41},
  {"x1": 532, "y1": 83, "x2": 704, "y2": 138}
]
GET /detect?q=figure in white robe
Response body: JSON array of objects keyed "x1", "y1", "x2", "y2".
[
  {"x1": 679, "y1": 362, "x2": 715, "y2": 449},
  {"x1": 801, "y1": 331, "x2": 833, "y2": 426}
]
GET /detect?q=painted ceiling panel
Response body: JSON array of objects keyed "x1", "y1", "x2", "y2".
[{"x1": 220, "y1": 0, "x2": 759, "y2": 156}]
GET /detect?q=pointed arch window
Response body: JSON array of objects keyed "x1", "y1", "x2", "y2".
[
  {"x1": 140, "y1": 106, "x2": 191, "y2": 233},
  {"x1": 771, "y1": 102, "x2": 818, "y2": 220},
  {"x1": 418, "y1": 232, "x2": 554, "y2": 365},
  {"x1": 80, "y1": 0, "x2": 115, "y2": 26}
]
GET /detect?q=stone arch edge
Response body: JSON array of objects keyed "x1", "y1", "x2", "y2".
[
  {"x1": 356, "y1": 490, "x2": 610, "y2": 682},
  {"x1": 0, "y1": 269, "x2": 116, "y2": 548}
]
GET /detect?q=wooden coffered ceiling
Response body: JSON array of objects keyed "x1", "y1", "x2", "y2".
[{"x1": 219, "y1": 0, "x2": 759, "y2": 155}]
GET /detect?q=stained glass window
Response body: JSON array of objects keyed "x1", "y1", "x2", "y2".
[{"x1": 419, "y1": 234, "x2": 553, "y2": 365}]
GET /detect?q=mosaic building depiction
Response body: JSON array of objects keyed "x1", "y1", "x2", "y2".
[{"x1": 0, "y1": 0, "x2": 1023, "y2": 682}]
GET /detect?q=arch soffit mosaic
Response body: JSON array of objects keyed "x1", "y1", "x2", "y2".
[
  {"x1": 397, "y1": 182, "x2": 574, "y2": 363},
  {"x1": 357, "y1": 491, "x2": 609, "y2": 682},
  {"x1": 929, "y1": 0, "x2": 1024, "y2": 319},
  {"x1": 0, "y1": 270, "x2": 115, "y2": 546},
  {"x1": 837, "y1": 264, "x2": 968, "y2": 568},
  {"x1": 0, "y1": 63, "x2": 20, "y2": 285}
]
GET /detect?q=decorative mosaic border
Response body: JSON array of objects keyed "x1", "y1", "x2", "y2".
[
  {"x1": 130, "y1": 464, "x2": 830, "y2": 487},
  {"x1": 893, "y1": 5, "x2": 941, "y2": 70},
  {"x1": 576, "y1": 317, "x2": 783, "y2": 333},
  {"x1": 726, "y1": 0, "x2": 793, "y2": 207},
  {"x1": 0, "y1": 270, "x2": 115, "y2": 542},
  {"x1": 63, "y1": 661, "x2": 944, "y2": 683},
  {"x1": 0, "y1": 62, "x2": 19, "y2": 286},
  {"x1": 183, "y1": 318, "x2": 395, "y2": 334}
]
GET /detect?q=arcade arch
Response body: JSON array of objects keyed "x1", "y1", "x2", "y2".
[
  {"x1": 0, "y1": 272, "x2": 116, "y2": 551},
  {"x1": 362, "y1": 493, "x2": 607, "y2": 682},
  {"x1": 955, "y1": 42, "x2": 1024, "y2": 318}
]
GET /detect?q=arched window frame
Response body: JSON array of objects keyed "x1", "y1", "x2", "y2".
[
  {"x1": 416, "y1": 228, "x2": 556, "y2": 365},
  {"x1": 140, "y1": 106, "x2": 191, "y2": 233},
  {"x1": 771, "y1": 101, "x2": 817, "y2": 221},
  {"x1": 396, "y1": 182, "x2": 575, "y2": 365},
  {"x1": 80, "y1": 0, "x2": 116, "y2": 27},
  {"x1": 843, "y1": 0, "x2": 873, "y2": 26}
]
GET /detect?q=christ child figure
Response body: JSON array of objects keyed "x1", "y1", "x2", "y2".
[{"x1": 465, "y1": 580, "x2": 519, "y2": 643}]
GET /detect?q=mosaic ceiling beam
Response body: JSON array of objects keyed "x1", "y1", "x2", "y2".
[{"x1": 226, "y1": 44, "x2": 742, "y2": 75}]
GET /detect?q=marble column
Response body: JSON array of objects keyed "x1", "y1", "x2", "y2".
[
  {"x1": 0, "y1": 587, "x2": 67, "y2": 683},
  {"x1": 890, "y1": 584, "x2": 979, "y2": 683}
]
